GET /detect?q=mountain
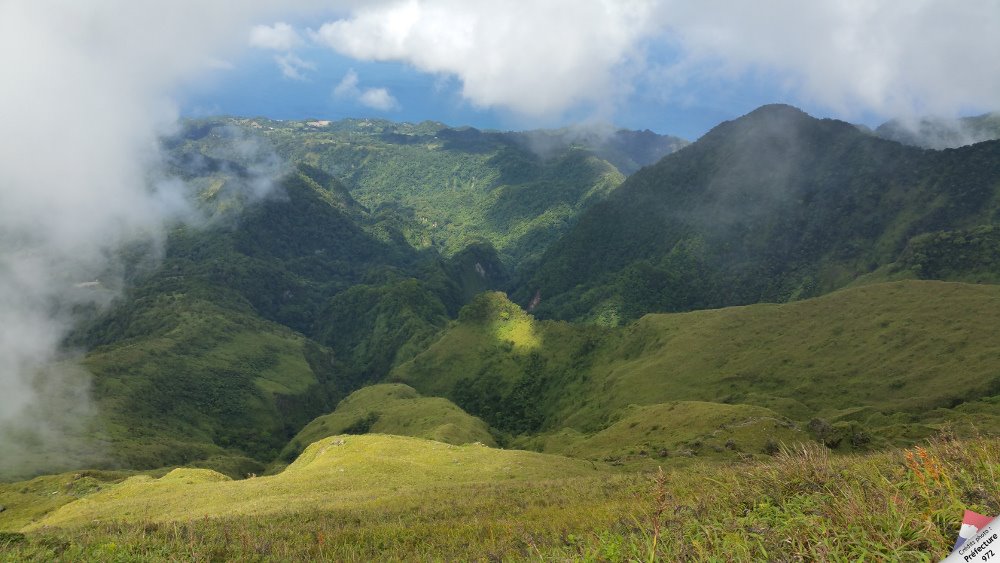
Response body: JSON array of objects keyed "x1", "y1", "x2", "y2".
[
  {"x1": 2, "y1": 107, "x2": 999, "y2": 560},
  {"x1": 59, "y1": 165, "x2": 415, "y2": 475},
  {"x1": 874, "y1": 112, "x2": 1000, "y2": 149},
  {"x1": 178, "y1": 117, "x2": 685, "y2": 271},
  {"x1": 34, "y1": 106, "x2": 1000, "y2": 476},
  {"x1": 58, "y1": 161, "x2": 506, "y2": 474},
  {"x1": 33, "y1": 117, "x2": 679, "y2": 477},
  {"x1": 392, "y1": 281, "x2": 1000, "y2": 461},
  {"x1": 518, "y1": 104, "x2": 1000, "y2": 323},
  {"x1": 276, "y1": 383, "x2": 495, "y2": 465}
]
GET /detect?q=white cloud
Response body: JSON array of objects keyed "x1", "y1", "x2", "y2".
[
  {"x1": 275, "y1": 52, "x2": 316, "y2": 80},
  {"x1": 313, "y1": 0, "x2": 659, "y2": 117},
  {"x1": 312, "y1": 0, "x2": 1000, "y2": 122},
  {"x1": 250, "y1": 22, "x2": 303, "y2": 51},
  {"x1": 333, "y1": 69, "x2": 401, "y2": 111},
  {"x1": 0, "y1": 0, "x2": 321, "y2": 477},
  {"x1": 647, "y1": 1, "x2": 1000, "y2": 119},
  {"x1": 250, "y1": 21, "x2": 316, "y2": 80},
  {"x1": 359, "y1": 88, "x2": 401, "y2": 111},
  {"x1": 334, "y1": 68, "x2": 361, "y2": 96}
]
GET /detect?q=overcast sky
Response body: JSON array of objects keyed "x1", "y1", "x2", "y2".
[{"x1": 176, "y1": 0, "x2": 1000, "y2": 139}]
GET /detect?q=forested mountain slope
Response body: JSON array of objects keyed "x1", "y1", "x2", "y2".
[
  {"x1": 40, "y1": 118, "x2": 678, "y2": 476},
  {"x1": 519, "y1": 104, "x2": 1000, "y2": 324},
  {"x1": 173, "y1": 118, "x2": 685, "y2": 270}
]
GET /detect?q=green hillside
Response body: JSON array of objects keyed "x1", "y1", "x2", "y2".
[
  {"x1": 278, "y1": 384, "x2": 495, "y2": 464},
  {"x1": 25, "y1": 434, "x2": 605, "y2": 531},
  {"x1": 394, "y1": 281, "x2": 1000, "y2": 458},
  {"x1": 523, "y1": 401, "x2": 807, "y2": 467},
  {"x1": 42, "y1": 117, "x2": 681, "y2": 478},
  {"x1": 2, "y1": 435, "x2": 995, "y2": 561},
  {"x1": 35, "y1": 108, "x2": 1000, "y2": 481},
  {"x1": 53, "y1": 163, "x2": 498, "y2": 476},
  {"x1": 520, "y1": 104, "x2": 1000, "y2": 323},
  {"x1": 82, "y1": 292, "x2": 339, "y2": 473},
  {"x1": 174, "y1": 117, "x2": 684, "y2": 270},
  {"x1": 4, "y1": 106, "x2": 1000, "y2": 561}
]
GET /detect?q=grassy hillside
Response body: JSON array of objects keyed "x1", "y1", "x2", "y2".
[
  {"x1": 523, "y1": 401, "x2": 807, "y2": 467},
  {"x1": 394, "y1": 281, "x2": 1000, "y2": 458},
  {"x1": 277, "y1": 384, "x2": 495, "y2": 464},
  {"x1": 25, "y1": 435, "x2": 605, "y2": 530},
  {"x1": 0, "y1": 470, "x2": 142, "y2": 532},
  {"x1": 520, "y1": 104, "x2": 1000, "y2": 323},
  {"x1": 3, "y1": 434, "x2": 995, "y2": 561}
]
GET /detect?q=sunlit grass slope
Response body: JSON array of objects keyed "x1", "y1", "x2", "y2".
[
  {"x1": 277, "y1": 384, "x2": 496, "y2": 464},
  {"x1": 26, "y1": 434, "x2": 604, "y2": 531},
  {"x1": 0, "y1": 471, "x2": 140, "y2": 532},
  {"x1": 522, "y1": 401, "x2": 808, "y2": 466},
  {"x1": 3, "y1": 435, "x2": 997, "y2": 561},
  {"x1": 394, "y1": 280, "x2": 1000, "y2": 454}
]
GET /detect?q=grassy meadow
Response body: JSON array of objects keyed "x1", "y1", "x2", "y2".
[
  {"x1": 395, "y1": 280, "x2": 1000, "y2": 460},
  {"x1": 1, "y1": 433, "x2": 996, "y2": 561},
  {"x1": 277, "y1": 384, "x2": 497, "y2": 466}
]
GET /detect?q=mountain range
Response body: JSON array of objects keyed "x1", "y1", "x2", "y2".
[{"x1": 3, "y1": 104, "x2": 1000, "y2": 559}]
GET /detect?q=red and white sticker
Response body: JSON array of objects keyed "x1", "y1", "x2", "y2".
[{"x1": 944, "y1": 511, "x2": 999, "y2": 563}]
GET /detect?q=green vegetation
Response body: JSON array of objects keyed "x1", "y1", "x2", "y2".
[
  {"x1": 278, "y1": 384, "x2": 495, "y2": 464},
  {"x1": 37, "y1": 116, "x2": 681, "y2": 477},
  {"x1": 2, "y1": 434, "x2": 996, "y2": 561},
  {"x1": 7, "y1": 107, "x2": 1000, "y2": 560},
  {"x1": 26, "y1": 435, "x2": 605, "y2": 530},
  {"x1": 0, "y1": 471, "x2": 142, "y2": 532},
  {"x1": 523, "y1": 401, "x2": 807, "y2": 467},
  {"x1": 521, "y1": 104, "x2": 1000, "y2": 323},
  {"x1": 181, "y1": 117, "x2": 683, "y2": 269},
  {"x1": 82, "y1": 292, "x2": 339, "y2": 472},
  {"x1": 60, "y1": 162, "x2": 499, "y2": 474},
  {"x1": 395, "y1": 281, "x2": 1000, "y2": 459}
]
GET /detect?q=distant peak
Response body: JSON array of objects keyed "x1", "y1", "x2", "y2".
[
  {"x1": 695, "y1": 103, "x2": 831, "y2": 144},
  {"x1": 743, "y1": 104, "x2": 810, "y2": 119}
]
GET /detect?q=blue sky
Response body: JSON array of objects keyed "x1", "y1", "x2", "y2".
[
  {"x1": 175, "y1": 38, "x2": 888, "y2": 142},
  {"x1": 179, "y1": 45, "x2": 808, "y2": 141},
  {"x1": 174, "y1": 2, "x2": 1000, "y2": 141}
]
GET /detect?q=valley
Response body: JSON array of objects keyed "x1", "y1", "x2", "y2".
[{"x1": 2, "y1": 107, "x2": 999, "y2": 560}]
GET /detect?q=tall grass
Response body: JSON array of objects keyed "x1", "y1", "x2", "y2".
[{"x1": 3, "y1": 434, "x2": 995, "y2": 561}]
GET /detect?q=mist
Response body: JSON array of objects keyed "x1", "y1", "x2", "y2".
[
  {"x1": 0, "y1": 0, "x2": 318, "y2": 479},
  {"x1": 874, "y1": 114, "x2": 1000, "y2": 150}
]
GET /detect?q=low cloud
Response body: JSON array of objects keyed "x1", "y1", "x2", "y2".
[
  {"x1": 275, "y1": 52, "x2": 316, "y2": 81},
  {"x1": 0, "y1": 0, "x2": 319, "y2": 478},
  {"x1": 249, "y1": 22, "x2": 303, "y2": 51},
  {"x1": 251, "y1": 21, "x2": 316, "y2": 80},
  {"x1": 334, "y1": 69, "x2": 401, "y2": 111}
]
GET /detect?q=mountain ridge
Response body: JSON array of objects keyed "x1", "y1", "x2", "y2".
[{"x1": 518, "y1": 104, "x2": 1000, "y2": 323}]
